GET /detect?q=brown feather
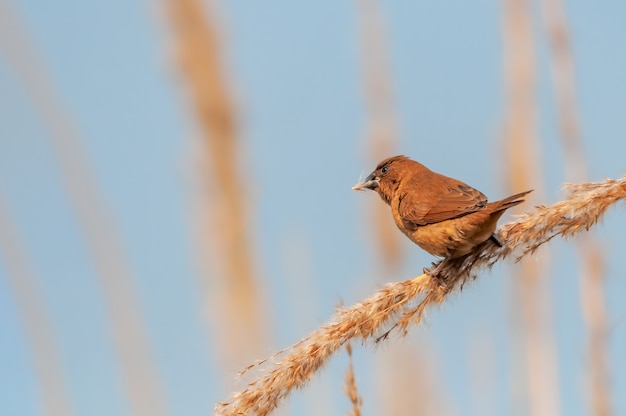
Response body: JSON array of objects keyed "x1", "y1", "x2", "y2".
[{"x1": 399, "y1": 177, "x2": 488, "y2": 226}]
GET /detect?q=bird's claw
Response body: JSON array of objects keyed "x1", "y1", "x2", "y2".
[
  {"x1": 423, "y1": 261, "x2": 442, "y2": 276},
  {"x1": 424, "y1": 261, "x2": 449, "y2": 288},
  {"x1": 422, "y1": 262, "x2": 434, "y2": 275}
]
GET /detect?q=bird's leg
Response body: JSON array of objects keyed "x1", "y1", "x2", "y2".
[{"x1": 423, "y1": 261, "x2": 447, "y2": 287}]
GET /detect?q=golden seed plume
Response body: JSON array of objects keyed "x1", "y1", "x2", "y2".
[{"x1": 215, "y1": 176, "x2": 626, "y2": 416}]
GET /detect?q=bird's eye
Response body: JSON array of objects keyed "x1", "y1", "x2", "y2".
[{"x1": 381, "y1": 165, "x2": 389, "y2": 174}]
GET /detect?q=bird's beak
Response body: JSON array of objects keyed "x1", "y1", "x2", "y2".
[{"x1": 352, "y1": 172, "x2": 379, "y2": 191}]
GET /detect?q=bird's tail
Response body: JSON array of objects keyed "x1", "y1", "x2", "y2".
[{"x1": 491, "y1": 190, "x2": 533, "y2": 212}]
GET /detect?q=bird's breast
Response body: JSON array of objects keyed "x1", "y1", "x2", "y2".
[{"x1": 396, "y1": 211, "x2": 499, "y2": 258}]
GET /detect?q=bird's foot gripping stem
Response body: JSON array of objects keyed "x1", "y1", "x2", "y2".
[{"x1": 423, "y1": 261, "x2": 447, "y2": 288}]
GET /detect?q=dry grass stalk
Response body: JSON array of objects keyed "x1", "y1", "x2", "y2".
[
  {"x1": 0, "y1": 195, "x2": 74, "y2": 416},
  {"x1": 0, "y1": 3, "x2": 167, "y2": 415},
  {"x1": 540, "y1": 0, "x2": 586, "y2": 181},
  {"x1": 167, "y1": 0, "x2": 267, "y2": 367},
  {"x1": 344, "y1": 344, "x2": 362, "y2": 416},
  {"x1": 356, "y1": 0, "x2": 401, "y2": 270},
  {"x1": 215, "y1": 176, "x2": 626, "y2": 416},
  {"x1": 580, "y1": 243, "x2": 611, "y2": 416},
  {"x1": 540, "y1": 1, "x2": 611, "y2": 413},
  {"x1": 502, "y1": 0, "x2": 561, "y2": 414},
  {"x1": 380, "y1": 341, "x2": 447, "y2": 415}
]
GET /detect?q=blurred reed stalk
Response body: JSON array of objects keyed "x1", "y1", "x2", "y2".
[
  {"x1": 167, "y1": 0, "x2": 267, "y2": 369},
  {"x1": 216, "y1": 175, "x2": 626, "y2": 416},
  {"x1": 0, "y1": 195, "x2": 74, "y2": 416},
  {"x1": 344, "y1": 344, "x2": 362, "y2": 416},
  {"x1": 379, "y1": 340, "x2": 447, "y2": 416},
  {"x1": 540, "y1": 0, "x2": 611, "y2": 413},
  {"x1": 356, "y1": 0, "x2": 401, "y2": 270},
  {"x1": 468, "y1": 333, "x2": 497, "y2": 416},
  {"x1": 280, "y1": 234, "x2": 335, "y2": 415},
  {"x1": 355, "y1": 1, "x2": 445, "y2": 413},
  {"x1": 502, "y1": 0, "x2": 561, "y2": 415},
  {"x1": 0, "y1": 3, "x2": 167, "y2": 415}
]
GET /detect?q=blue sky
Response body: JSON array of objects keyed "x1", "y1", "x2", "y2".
[{"x1": 1, "y1": 0, "x2": 625, "y2": 415}]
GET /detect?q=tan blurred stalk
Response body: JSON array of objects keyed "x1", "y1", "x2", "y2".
[
  {"x1": 540, "y1": 0, "x2": 586, "y2": 182},
  {"x1": 167, "y1": 0, "x2": 267, "y2": 370},
  {"x1": 356, "y1": 0, "x2": 402, "y2": 271},
  {"x1": 580, "y1": 245, "x2": 611, "y2": 416},
  {"x1": 379, "y1": 340, "x2": 449, "y2": 416},
  {"x1": 0, "y1": 2, "x2": 168, "y2": 415},
  {"x1": 279, "y1": 232, "x2": 334, "y2": 415},
  {"x1": 355, "y1": 1, "x2": 447, "y2": 414},
  {"x1": 501, "y1": 0, "x2": 561, "y2": 415},
  {"x1": 344, "y1": 344, "x2": 362, "y2": 416},
  {"x1": 0, "y1": 195, "x2": 74, "y2": 416},
  {"x1": 540, "y1": 0, "x2": 611, "y2": 414},
  {"x1": 468, "y1": 333, "x2": 497, "y2": 416}
]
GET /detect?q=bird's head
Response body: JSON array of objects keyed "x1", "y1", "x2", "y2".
[{"x1": 352, "y1": 155, "x2": 412, "y2": 204}]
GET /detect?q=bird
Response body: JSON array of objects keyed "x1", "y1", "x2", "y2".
[{"x1": 352, "y1": 155, "x2": 532, "y2": 259}]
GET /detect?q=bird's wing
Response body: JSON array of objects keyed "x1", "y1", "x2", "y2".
[{"x1": 399, "y1": 182, "x2": 487, "y2": 226}]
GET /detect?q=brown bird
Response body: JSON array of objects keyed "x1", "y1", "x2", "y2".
[{"x1": 353, "y1": 155, "x2": 532, "y2": 259}]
